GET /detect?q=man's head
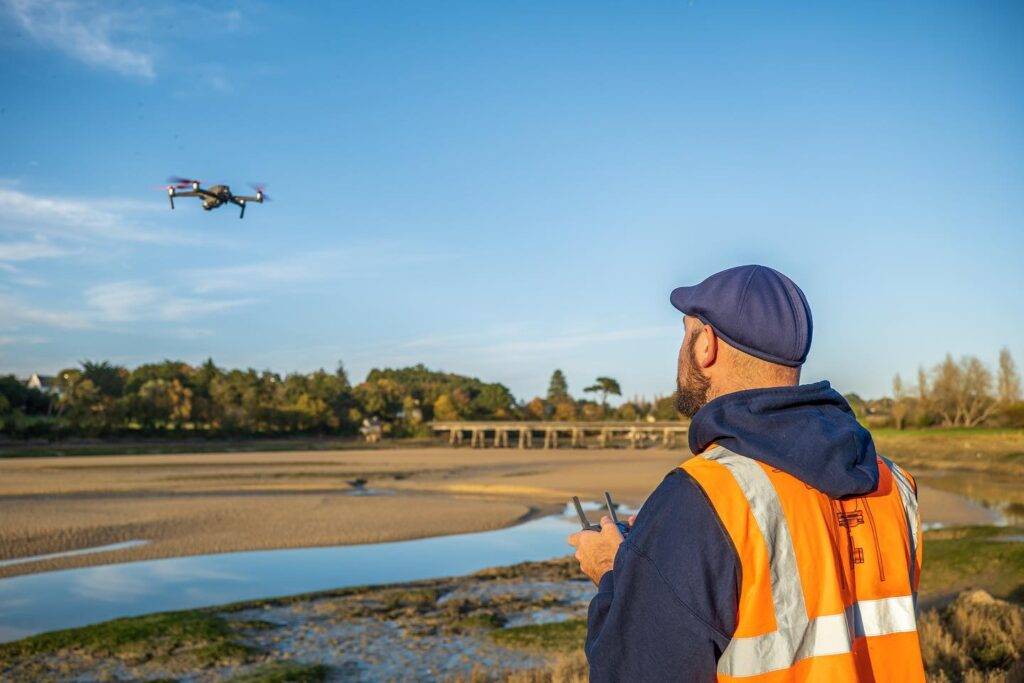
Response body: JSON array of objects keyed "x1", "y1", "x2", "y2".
[{"x1": 671, "y1": 265, "x2": 811, "y2": 417}]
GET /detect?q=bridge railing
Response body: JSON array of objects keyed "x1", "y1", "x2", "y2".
[{"x1": 430, "y1": 421, "x2": 689, "y2": 449}]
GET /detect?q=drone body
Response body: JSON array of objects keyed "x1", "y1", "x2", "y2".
[{"x1": 164, "y1": 177, "x2": 269, "y2": 218}]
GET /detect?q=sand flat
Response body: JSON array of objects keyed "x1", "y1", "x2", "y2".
[{"x1": 0, "y1": 447, "x2": 988, "y2": 577}]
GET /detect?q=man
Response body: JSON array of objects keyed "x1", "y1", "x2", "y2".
[{"x1": 569, "y1": 265, "x2": 924, "y2": 682}]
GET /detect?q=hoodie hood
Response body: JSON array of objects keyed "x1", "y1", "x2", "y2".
[{"x1": 689, "y1": 380, "x2": 878, "y2": 498}]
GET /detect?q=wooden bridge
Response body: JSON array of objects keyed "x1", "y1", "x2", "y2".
[{"x1": 431, "y1": 421, "x2": 689, "y2": 449}]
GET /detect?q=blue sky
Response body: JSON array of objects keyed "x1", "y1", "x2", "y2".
[{"x1": 1, "y1": 0, "x2": 1021, "y2": 402}]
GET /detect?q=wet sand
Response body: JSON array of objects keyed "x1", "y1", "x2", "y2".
[{"x1": 0, "y1": 447, "x2": 995, "y2": 577}]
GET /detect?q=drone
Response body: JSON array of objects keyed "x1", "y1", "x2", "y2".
[{"x1": 163, "y1": 176, "x2": 270, "y2": 218}]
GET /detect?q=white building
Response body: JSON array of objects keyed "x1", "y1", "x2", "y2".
[{"x1": 26, "y1": 373, "x2": 61, "y2": 396}]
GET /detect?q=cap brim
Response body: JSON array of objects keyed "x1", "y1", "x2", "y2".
[{"x1": 669, "y1": 286, "x2": 696, "y2": 314}]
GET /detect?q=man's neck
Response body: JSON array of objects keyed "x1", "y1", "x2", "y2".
[{"x1": 706, "y1": 377, "x2": 800, "y2": 404}]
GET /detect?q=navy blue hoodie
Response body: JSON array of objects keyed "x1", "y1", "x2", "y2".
[{"x1": 585, "y1": 381, "x2": 879, "y2": 681}]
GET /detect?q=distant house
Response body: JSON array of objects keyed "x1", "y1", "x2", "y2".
[{"x1": 26, "y1": 373, "x2": 61, "y2": 396}]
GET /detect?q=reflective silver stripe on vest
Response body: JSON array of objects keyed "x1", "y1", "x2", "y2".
[
  {"x1": 880, "y1": 456, "x2": 920, "y2": 590},
  {"x1": 702, "y1": 447, "x2": 918, "y2": 677},
  {"x1": 847, "y1": 595, "x2": 917, "y2": 637}
]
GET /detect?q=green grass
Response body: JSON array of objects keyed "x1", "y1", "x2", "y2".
[
  {"x1": 0, "y1": 610, "x2": 256, "y2": 667},
  {"x1": 920, "y1": 527, "x2": 1024, "y2": 602},
  {"x1": 489, "y1": 619, "x2": 588, "y2": 653},
  {"x1": 227, "y1": 662, "x2": 329, "y2": 682},
  {"x1": 382, "y1": 587, "x2": 441, "y2": 612},
  {"x1": 452, "y1": 612, "x2": 506, "y2": 631},
  {"x1": 869, "y1": 427, "x2": 1024, "y2": 437}
]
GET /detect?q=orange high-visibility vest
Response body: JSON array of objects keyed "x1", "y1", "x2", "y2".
[{"x1": 682, "y1": 446, "x2": 925, "y2": 682}]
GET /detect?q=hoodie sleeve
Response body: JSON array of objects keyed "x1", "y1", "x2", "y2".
[{"x1": 585, "y1": 468, "x2": 739, "y2": 682}]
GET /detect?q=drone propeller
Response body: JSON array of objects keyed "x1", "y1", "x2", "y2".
[
  {"x1": 248, "y1": 182, "x2": 271, "y2": 202},
  {"x1": 167, "y1": 176, "x2": 201, "y2": 189}
]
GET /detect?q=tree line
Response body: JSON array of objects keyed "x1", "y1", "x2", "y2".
[
  {"x1": 0, "y1": 361, "x2": 677, "y2": 440},
  {"x1": 5, "y1": 347, "x2": 1021, "y2": 440},
  {"x1": 844, "y1": 348, "x2": 1024, "y2": 429}
]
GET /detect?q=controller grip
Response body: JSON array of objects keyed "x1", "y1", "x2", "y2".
[{"x1": 615, "y1": 521, "x2": 630, "y2": 536}]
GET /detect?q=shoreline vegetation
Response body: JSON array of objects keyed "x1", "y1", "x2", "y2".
[
  {"x1": 1, "y1": 534, "x2": 1022, "y2": 682},
  {"x1": 4, "y1": 349, "x2": 1023, "y2": 445}
]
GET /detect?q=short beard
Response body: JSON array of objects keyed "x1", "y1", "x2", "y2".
[{"x1": 675, "y1": 332, "x2": 711, "y2": 418}]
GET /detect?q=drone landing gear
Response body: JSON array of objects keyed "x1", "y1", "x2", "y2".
[{"x1": 238, "y1": 201, "x2": 246, "y2": 219}]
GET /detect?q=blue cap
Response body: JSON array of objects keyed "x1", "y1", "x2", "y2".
[{"x1": 670, "y1": 265, "x2": 813, "y2": 367}]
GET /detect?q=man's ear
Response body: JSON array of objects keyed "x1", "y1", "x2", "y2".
[{"x1": 697, "y1": 324, "x2": 718, "y2": 368}]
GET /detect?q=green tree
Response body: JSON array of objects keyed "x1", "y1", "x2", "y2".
[
  {"x1": 547, "y1": 369, "x2": 569, "y2": 402},
  {"x1": 584, "y1": 376, "x2": 622, "y2": 409},
  {"x1": 0, "y1": 375, "x2": 51, "y2": 415},
  {"x1": 80, "y1": 360, "x2": 127, "y2": 398}
]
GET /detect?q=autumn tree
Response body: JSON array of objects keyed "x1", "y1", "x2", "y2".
[
  {"x1": 524, "y1": 397, "x2": 547, "y2": 420},
  {"x1": 929, "y1": 355, "x2": 998, "y2": 427},
  {"x1": 891, "y1": 373, "x2": 909, "y2": 430},
  {"x1": 997, "y1": 347, "x2": 1021, "y2": 404},
  {"x1": 432, "y1": 394, "x2": 460, "y2": 421}
]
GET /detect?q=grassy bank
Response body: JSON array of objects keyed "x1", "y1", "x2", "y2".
[
  {"x1": 3, "y1": 529, "x2": 1022, "y2": 682},
  {"x1": 871, "y1": 428, "x2": 1024, "y2": 476}
]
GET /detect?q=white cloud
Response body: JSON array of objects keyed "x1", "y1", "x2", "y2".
[
  {"x1": 0, "y1": 334, "x2": 48, "y2": 345},
  {"x1": 394, "y1": 324, "x2": 675, "y2": 357},
  {"x1": 0, "y1": 187, "x2": 197, "y2": 246},
  {"x1": 84, "y1": 280, "x2": 252, "y2": 322},
  {"x1": 0, "y1": 239, "x2": 73, "y2": 262},
  {"x1": 186, "y1": 245, "x2": 451, "y2": 293},
  {"x1": 0, "y1": 293, "x2": 91, "y2": 330},
  {"x1": 0, "y1": 279, "x2": 252, "y2": 334},
  {"x1": 4, "y1": 0, "x2": 155, "y2": 79}
]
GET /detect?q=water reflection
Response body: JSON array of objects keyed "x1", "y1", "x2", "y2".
[
  {"x1": 0, "y1": 540, "x2": 149, "y2": 569},
  {"x1": 0, "y1": 514, "x2": 581, "y2": 643},
  {"x1": 916, "y1": 470, "x2": 1024, "y2": 526}
]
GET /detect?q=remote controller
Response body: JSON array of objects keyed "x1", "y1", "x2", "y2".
[
  {"x1": 603, "y1": 491, "x2": 631, "y2": 536},
  {"x1": 572, "y1": 496, "x2": 601, "y2": 531},
  {"x1": 570, "y1": 493, "x2": 630, "y2": 536}
]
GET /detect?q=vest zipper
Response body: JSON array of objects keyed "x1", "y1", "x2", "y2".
[
  {"x1": 827, "y1": 498, "x2": 848, "y2": 591},
  {"x1": 861, "y1": 496, "x2": 887, "y2": 582}
]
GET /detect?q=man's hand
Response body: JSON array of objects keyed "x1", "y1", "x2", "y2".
[{"x1": 568, "y1": 515, "x2": 626, "y2": 586}]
